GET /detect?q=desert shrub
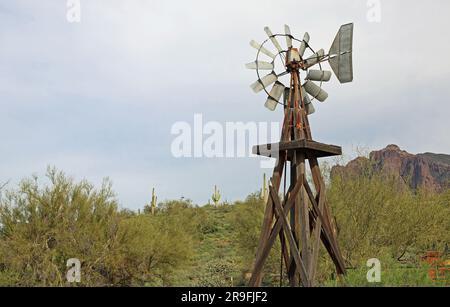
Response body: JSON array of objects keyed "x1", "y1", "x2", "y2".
[
  {"x1": 230, "y1": 193, "x2": 265, "y2": 256},
  {"x1": 196, "y1": 258, "x2": 238, "y2": 287},
  {"x1": 229, "y1": 193, "x2": 285, "y2": 286},
  {"x1": 197, "y1": 212, "x2": 220, "y2": 235},
  {"x1": 158, "y1": 199, "x2": 211, "y2": 239},
  {"x1": 320, "y1": 161, "x2": 450, "y2": 286},
  {"x1": 117, "y1": 214, "x2": 195, "y2": 286},
  {"x1": 0, "y1": 169, "x2": 198, "y2": 286},
  {"x1": 0, "y1": 168, "x2": 122, "y2": 286},
  {"x1": 1, "y1": 163, "x2": 448, "y2": 287},
  {"x1": 329, "y1": 168, "x2": 450, "y2": 266}
]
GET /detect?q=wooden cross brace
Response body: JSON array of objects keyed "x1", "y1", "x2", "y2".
[{"x1": 248, "y1": 170, "x2": 346, "y2": 287}]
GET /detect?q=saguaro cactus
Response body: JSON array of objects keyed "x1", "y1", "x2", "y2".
[
  {"x1": 261, "y1": 173, "x2": 269, "y2": 203},
  {"x1": 211, "y1": 185, "x2": 221, "y2": 207},
  {"x1": 151, "y1": 188, "x2": 157, "y2": 215}
]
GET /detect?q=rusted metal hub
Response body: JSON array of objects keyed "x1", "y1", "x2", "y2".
[{"x1": 286, "y1": 48, "x2": 305, "y2": 72}]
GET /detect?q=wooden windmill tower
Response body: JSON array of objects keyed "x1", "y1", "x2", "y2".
[{"x1": 246, "y1": 24, "x2": 354, "y2": 287}]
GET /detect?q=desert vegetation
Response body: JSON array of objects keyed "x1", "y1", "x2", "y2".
[{"x1": 0, "y1": 164, "x2": 449, "y2": 287}]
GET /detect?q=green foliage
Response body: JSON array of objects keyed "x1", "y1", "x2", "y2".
[
  {"x1": 329, "y1": 163, "x2": 450, "y2": 268},
  {"x1": 117, "y1": 214, "x2": 194, "y2": 286},
  {"x1": 0, "y1": 168, "x2": 122, "y2": 286},
  {"x1": 229, "y1": 193, "x2": 284, "y2": 286},
  {"x1": 0, "y1": 164, "x2": 448, "y2": 287},
  {"x1": 230, "y1": 193, "x2": 265, "y2": 257},
  {"x1": 0, "y1": 168, "x2": 198, "y2": 286},
  {"x1": 316, "y1": 160, "x2": 450, "y2": 286},
  {"x1": 197, "y1": 259, "x2": 237, "y2": 287}
]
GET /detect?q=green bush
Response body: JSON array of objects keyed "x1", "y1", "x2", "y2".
[
  {"x1": 0, "y1": 168, "x2": 198, "y2": 286},
  {"x1": 0, "y1": 163, "x2": 448, "y2": 287},
  {"x1": 0, "y1": 168, "x2": 122, "y2": 286}
]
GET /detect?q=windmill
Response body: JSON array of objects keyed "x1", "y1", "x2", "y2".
[{"x1": 246, "y1": 24, "x2": 354, "y2": 287}]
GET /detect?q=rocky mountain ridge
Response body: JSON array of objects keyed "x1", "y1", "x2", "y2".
[{"x1": 332, "y1": 145, "x2": 450, "y2": 192}]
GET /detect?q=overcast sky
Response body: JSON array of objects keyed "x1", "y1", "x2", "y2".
[{"x1": 1, "y1": 1, "x2": 450, "y2": 209}]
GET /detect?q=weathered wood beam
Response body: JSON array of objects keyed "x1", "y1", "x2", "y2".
[
  {"x1": 269, "y1": 185, "x2": 310, "y2": 287},
  {"x1": 295, "y1": 152, "x2": 311, "y2": 281},
  {"x1": 309, "y1": 181, "x2": 325, "y2": 284},
  {"x1": 248, "y1": 174, "x2": 303, "y2": 286},
  {"x1": 253, "y1": 140, "x2": 342, "y2": 159},
  {"x1": 308, "y1": 157, "x2": 339, "y2": 239},
  {"x1": 303, "y1": 178, "x2": 346, "y2": 275},
  {"x1": 249, "y1": 153, "x2": 286, "y2": 286}
]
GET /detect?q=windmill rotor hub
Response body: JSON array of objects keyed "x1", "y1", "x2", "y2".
[{"x1": 286, "y1": 48, "x2": 302, "y2": 71}]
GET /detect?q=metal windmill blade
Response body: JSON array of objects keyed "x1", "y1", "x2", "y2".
[
  {"x1": 306, "y1": 70, "x2": 332, "y2": 82},
  {"x1": 264, "y1": 81, "x2": 285, "y2": 111},
  {"x1": 301, "y1": 86, "x2": 315, "y2": 115},
  {"x1": 264, "y1": 27, "x2": 284, "y2": 53},
  {"x1": 250, "y1": 40, "x2": 277, "y2": 59},
  {"x1": 329, "y1": 23, "x2": 354, "y2": 83},
  {"x1": 299, "y1": 32, "x2": 310, "y2": 57},
  {"x1": 284, "y1": 25, "x2": 293, "y2": 49},
  {"x1": 304, "y1": 49, "x2": 325, "y2": 68},
  {"x1": 303, "y1": 80, "x2": 328, "y2": 102},
  {"x1": 250, "y1": 72, "x2": 278, "y2": 93},
  {"x1": 245, "y1": 61, "x2": 274, "y2": 70}
]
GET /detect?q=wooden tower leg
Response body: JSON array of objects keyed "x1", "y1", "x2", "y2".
[
  {"x1": 297, "y1": 152, "x2": 311, "y2": 284},
  {"x1": 249, "y1": 154, "x2": 286, "y2": 287},
  {"x1": 249, "y1": 169, "x2": 312, "y2": 287},
  {"x1": 249, "y1": 108, "x2": 294, "y2": 287},
  {"x1": 288, "y1": 158, "x2": 300, "y2": 286}
]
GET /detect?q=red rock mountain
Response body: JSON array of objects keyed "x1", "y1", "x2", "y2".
[{"x1": 332, "y1": 145, "x2": 450, "y2": 192}]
